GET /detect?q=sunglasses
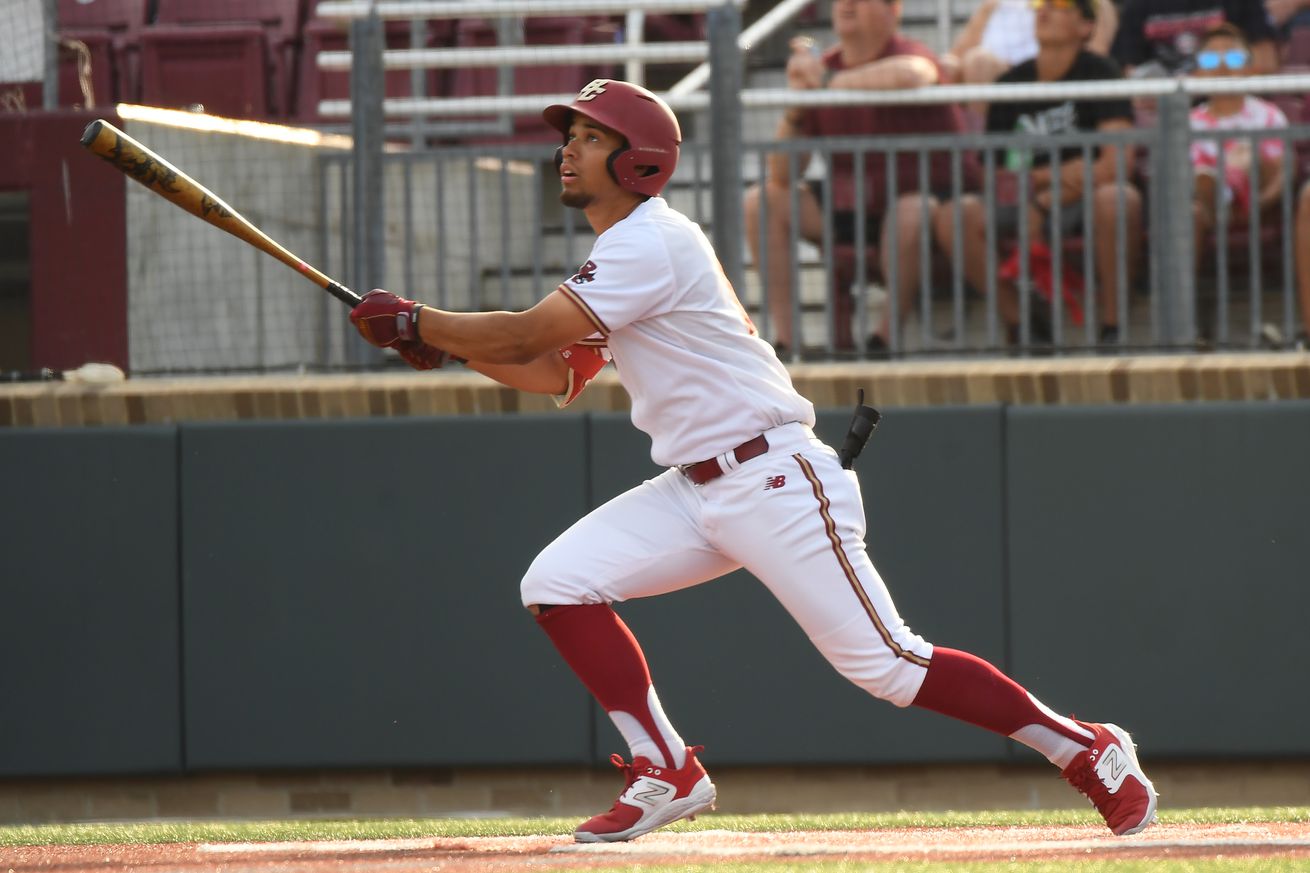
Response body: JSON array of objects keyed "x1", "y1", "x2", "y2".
[
  {"x1": 1029, "y1": 0, "x2": 1079, "y2": 8},
  {"x1": 1196, "y1": 49, "x2": 1250, "y2": 70}
]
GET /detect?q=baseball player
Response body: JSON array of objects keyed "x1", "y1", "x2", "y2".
[{"x1": 348, "y1": 79, "x2": 1157, "y2": 843}]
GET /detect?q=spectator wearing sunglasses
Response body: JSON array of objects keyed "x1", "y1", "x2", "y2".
[
  {"x1": 943, "y1": 0, "x2": 1118, "y2": 89},
  {"x1": 933, "y1": 0, "x2": 1141, "y2": 348},
  {"x1": 1188, "y1": 25, "x2": 1288, "y2": 283},
  {"x1": 1111, "y1": 0, "x2": 1278, "y2": 76}
]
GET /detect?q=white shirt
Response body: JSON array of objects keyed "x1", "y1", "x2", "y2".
[
  {"x1": 557, "y1": 198, "x2": 815, "y2": 467},
  {"x1": 980, "y1": 0, "x2": 1038, "y2": 66}
]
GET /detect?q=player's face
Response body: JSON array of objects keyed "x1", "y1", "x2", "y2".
[{"x1": 559, "y1": 116, "x2": 627, "y2": 209}]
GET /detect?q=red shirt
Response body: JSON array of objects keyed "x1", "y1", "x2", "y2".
[{"x1": 798, "y1": 36, "x2": 976, "y2": 213}]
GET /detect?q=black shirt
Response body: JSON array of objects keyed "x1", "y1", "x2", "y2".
[
  {"x1": 1111, "y1": 0, "x2": 1275, "y2": 74},
  {"x1": 985, "y1": 51, "x2": 1134, "y2": 168}
]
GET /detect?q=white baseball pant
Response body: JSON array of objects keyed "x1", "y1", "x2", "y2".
[{"x1": 520, "y1": 422, "x2": 934, "y2": 707}]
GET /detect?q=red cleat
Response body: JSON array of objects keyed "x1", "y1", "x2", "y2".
[
  {"x1": 1062, "y1": 722, "x2": 1158, "y2": 835},
  {"x1": 574, "y1": 745, "x2": 716, "y2": 843}
]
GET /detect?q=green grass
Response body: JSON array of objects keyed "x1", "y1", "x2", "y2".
[{"x1": 0, "y1": 806, "x2": 1306, "y2": 848}]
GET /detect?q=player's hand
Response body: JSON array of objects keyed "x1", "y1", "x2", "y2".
[
  {"x1": 394, "y1": 340, "x2": 449, "y2": 371},
  {"x1": 350, "y1": 289, "x2": 424, "y2": 348}
]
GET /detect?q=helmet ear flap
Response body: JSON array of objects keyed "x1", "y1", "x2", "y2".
[{"x1": 605, "y1": 146, "x2": 627, "y2": 188}]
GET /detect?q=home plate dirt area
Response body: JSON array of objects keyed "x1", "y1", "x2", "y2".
[{"x1": 6, "y1": 822, "x2": 1310, "y2": 872}]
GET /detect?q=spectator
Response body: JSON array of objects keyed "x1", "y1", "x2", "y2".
[
  {"x1": 1189, "y1": 23, "x2": 1289, "y2": 294},
  {"x1": 943, "y1": 0, "x2": 1118, "y2": 86},
  {"x1": 1112, "y1": 0, "x2": 1278, "y2": 76},
  {"x1": 932, "y1": 0, "x2": 1141, "y2": 348},
  {"x1": 743, "y1": 0, "x2": 975, "y2": 356},
  {"x1": 1266, "y1": 0, "x2": 1310, "y2": 32}
]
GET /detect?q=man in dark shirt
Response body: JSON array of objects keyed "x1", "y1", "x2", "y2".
[
  {"x1": 933, "y1": 0, "x2": 1141, "y2": 347},
  {"x1": 743, "y1": 0, "x2": 975, "y2": 356},
  {"x1": 1112, "y1": 0, "x2": 1277, "y2": 75}
]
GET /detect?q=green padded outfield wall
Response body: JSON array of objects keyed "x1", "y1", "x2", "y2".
[
  {"x1": 178, "y1": 416, "x2": 594, "y2": 769},
  {"x1": 0, "y1": 427, "x2": 182, "y2": 776},
  {"x1": 585, "y1": 407, "x2": 1011, "y2": 766},
  {"x1": 1005, "y1": 401, "x2": 1310, "y2": 761}
]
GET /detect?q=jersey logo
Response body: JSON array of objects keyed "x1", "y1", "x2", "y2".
[
  {"x1": 1094, "y1": 745, "x2": 1132, "y2": 794},
  {"x1": 571, "y1": 259, "x2": 598, "y2": 284},
  {"x1": 575, "y1": 80, "x2": 609, "y2": 102},
  {"x1": 764, "y1": 475, "x2": 786, "y2": 491}
]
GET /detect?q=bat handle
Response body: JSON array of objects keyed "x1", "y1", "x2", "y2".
[{"x1": 327, "y1": 281, "x2": 363, "y2": 307}]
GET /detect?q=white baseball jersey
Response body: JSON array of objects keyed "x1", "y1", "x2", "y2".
[
  {"x1": 523, "y1": 196, "x2": 933, "y2": 710},
  {"x1": 555, "y1": 197, "x2": 815, "y2": 467}
]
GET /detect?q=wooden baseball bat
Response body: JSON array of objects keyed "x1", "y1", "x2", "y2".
[{"x1": 80, "y1": 119, "x2": 362, "y2": 308}]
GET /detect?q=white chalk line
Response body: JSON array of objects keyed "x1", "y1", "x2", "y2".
[{"x1": 553, "y1": 836, "x2": 1310, "y2": 857}]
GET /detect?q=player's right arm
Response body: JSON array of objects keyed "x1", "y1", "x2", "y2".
[{"x1": 465, "y1": 353, "x2": 570, "y2": 396}]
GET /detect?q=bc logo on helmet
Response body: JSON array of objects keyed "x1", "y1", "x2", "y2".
[{"x1": 576, "y1": 80, "x2": 609, "y2": 102}]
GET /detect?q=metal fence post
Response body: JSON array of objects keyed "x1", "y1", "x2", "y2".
[
  {"x1": 707, "y1": 1, "x2": 744, "y2": 296},
  {"x1": 1156, "y1": 84, "x2": 1196, "y2": 347},
  {"x1": 42, "y1": 0, "x2": 58, "y2": 110},
  {"x1": 350, "y1": 7, "x2": 386, "y2": 365}
]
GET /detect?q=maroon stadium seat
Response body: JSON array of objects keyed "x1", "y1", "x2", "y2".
[
  {"x1": 56, "y1": 0, "x2": 149, "y2": 100},
  {"x1": 296, "y1": 18, "x2": 452, "y2": 124},
  {"x1": 139, "y1": 24, "x2": 270, "y2": 118},
  {"x1": 143, "y1": 0, "x2": 306, "y2": 117},
  {"x1": 450, "y1": 17, "x2": 617, "y2": 142},
  {"x1": 56, "y1": 30, "x2": 116, "y2": 108}
]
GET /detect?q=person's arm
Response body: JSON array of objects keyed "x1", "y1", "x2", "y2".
[
  {"x1": 1250, "y1": 39, "x2": 1279, "y2": 74},
  {"x1": 1255, "y1": 149, "x2": 1286, "y2": 211},
  {"x1": 465, "y1": 353, "x2": 571, "y2": 396},
  {"x1": 1089, "y1": 0, "x2": 1119, "y2": 54},
  {"x1": 942, "y1": 0, "x2": 998, "y2": 79},
  {"x1": 770, "y1": 38, "x2": 821, "y2": 186},
  {"x1": 1033, "y1": 119, "x2": 1136, "y2": 206},
  {"x1": 831, "y1": 54, "x2": 939, "y2": 90}
]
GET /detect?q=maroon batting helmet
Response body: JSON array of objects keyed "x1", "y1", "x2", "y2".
[{"x1": 543, "y1": 79, "x2": 681, "y2": 198}]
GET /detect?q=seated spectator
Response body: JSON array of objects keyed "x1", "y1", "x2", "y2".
[
  {"x1": 932, "y1": 0, "x2": 1141, "y2": 347},
  {"x1": 1266, "y1": 0, "x2": 1310, "y2": 33},
  {"x1": 943, "y1": 0, "x2": 1118, "y2": 85},
  {"x1": 1112, "y1": 0, "x2": 1278, "y2": 76},
  {"x1": 743, "y1": 0, "x2": 975, "y2": 356},
  {"x1": 1189, "y1": 25, "x2": 1288, "y2": 260}
]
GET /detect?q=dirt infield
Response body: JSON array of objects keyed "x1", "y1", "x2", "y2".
[{"x1": 6, "y1": 822, "x2": 1310, "y2": 872}]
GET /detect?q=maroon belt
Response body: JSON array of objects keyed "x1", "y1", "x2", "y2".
[{"x1": 680, "y1": 434, "x2": 770, "y2": 485}]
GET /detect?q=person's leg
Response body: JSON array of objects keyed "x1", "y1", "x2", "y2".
[
  {"x1": 1296, "y1": 181, "x2": 1310, "y2": 342},
  {"x1": 704, "y1": 425, "x2": 1156, "y2": 835},
  {"x1": 933, "y1": 196, "x2": 1022, "y2": 336},
  {"x1": 872, "y1": 193, "x2": 938, "y2": 347},
  {"x1": 521, "y1": 470, "x2": 735, "y2": 841},
  {"x1": 1092, "y1": 181, "x2": 1143, "y2": 340},
  {"x1": 744, "y1": 180, "x2": 824, "y2": 351}
]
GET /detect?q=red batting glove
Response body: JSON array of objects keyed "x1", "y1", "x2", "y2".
[
  {"x1": 394, "y1": 340, "x2": 449, "y2": 371},
  {"x1": 350, "y1": 289, "x2": 424, "y2": 349}
]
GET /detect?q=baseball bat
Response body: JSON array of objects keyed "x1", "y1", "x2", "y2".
[{"x1": 79, "y1": 119, "x2": 361, "y2": 308}]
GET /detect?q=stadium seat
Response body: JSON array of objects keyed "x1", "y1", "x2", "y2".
[
  {"x1": 296, "y1": 18, "x2": 452, "y2": 125},
  {"x1": 139, "y1": 24, "x2": 270, "y2": 118},
  {"x1": 141, "y1": 0, "x2": 306, "y2": 117},
  {"x1": 57, "y1": 30, "x2": 115, "y2": 108},
  {"x1": 450, "y1": 17, "x2": 617, "y2": 143},
  {"x1": 56, "y1": 0, "x2": 149, "y2": 100}
]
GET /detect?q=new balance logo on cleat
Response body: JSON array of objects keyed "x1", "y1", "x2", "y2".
[
  {"x1": 764, "y1": 475, "x2": 786, "y2": 490},
  {"x1": 1095, "y1": 745, "x2": 1130, "y2": 793}
]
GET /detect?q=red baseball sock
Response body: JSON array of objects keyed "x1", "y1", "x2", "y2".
[
  {"x1": 912, "y1": 647, "x2": 1094, "y2": 766},
  {"x1": 535, "y1": 603, "x2": 686, "y2": 768}
]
